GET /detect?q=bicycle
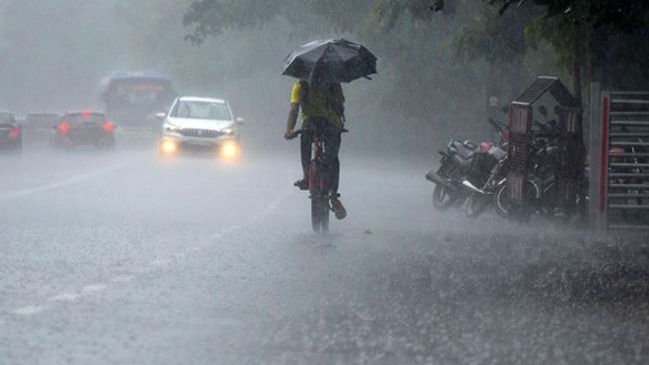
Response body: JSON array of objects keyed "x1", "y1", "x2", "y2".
[{"x1": 288, "y1": 123, "x2": 346, "y2": 233}]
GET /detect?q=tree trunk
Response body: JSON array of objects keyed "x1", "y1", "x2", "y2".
[{"x1": 572, "y1": 24, "x2": 584, "y2": 108}]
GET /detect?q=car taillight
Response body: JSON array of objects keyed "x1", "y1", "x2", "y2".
[
  {"x1": 8, "y1": 127, "x2": 20, "y2": 138},
  {"x1": 102, "y1": 121, "x2": 115, "y2": 133},
  {"x1": 58, "y1": 122, "x2": 70, "y2": 135}
]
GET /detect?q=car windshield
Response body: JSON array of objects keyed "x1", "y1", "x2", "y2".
[
  {"x1": 63, "y1": 114, "x2": 105, "y2": 124},
  {"x1": 105, "y1": 79, "x2": 171, "y2": 107},
  {"x1": 171, "y1": 100, "x2": 231, "y2": 120}
]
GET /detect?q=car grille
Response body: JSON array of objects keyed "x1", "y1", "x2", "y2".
[{"x1": 180, "y1": 128, "x2": 222, "y2": 138}]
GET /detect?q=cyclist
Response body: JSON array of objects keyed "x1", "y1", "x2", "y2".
[{"x1": 284, "y1": 80, "x2": 347, "y2": 220}]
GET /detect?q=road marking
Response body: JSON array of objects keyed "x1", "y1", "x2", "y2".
[
  {"x1": 131, "y1": 266, "x2": 154, "y2": 274},
  {"x1": 260, "y1": 187, "x2": 292, "y2": 219},
  {"x1": 4, "y1": 170, "x2": 294, "y2": 320},
  {"x1": 82, "y1": 284, "x2": 107, "y2": 293},
  {"x1": 148, "y1": 259, "x2": 171, "y2": 267},
  {"x1": 47, "y1": 293, "x2": 79, "y2": 302},
  {"x1": 205, "y1": 187, "x2": 291, "y2": 245},
  {"x1": 111, "y1": 275, "x2": 133, "y2": 283},
  {"x1": 0, "y1": 161, "x2": 131, "y2": 202},
  {"x1": 210, "y1": 225, "x2": 243, "y2": 240},
  {"x1": 12, "y1": 305, "x2": 46, "y2": 316}
]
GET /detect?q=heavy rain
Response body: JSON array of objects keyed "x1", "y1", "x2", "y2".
[{"x1": 1, "y1": 1, "x2": 649, "y2": 364}]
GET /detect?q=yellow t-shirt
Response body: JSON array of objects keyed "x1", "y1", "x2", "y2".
[{"x1": 290, "y1": 81, "x2": 344, "y2": 128}]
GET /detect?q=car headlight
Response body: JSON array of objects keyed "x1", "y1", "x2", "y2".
[
  {"x1": 164, "y1": 123, "x2": 181, "y2": 133},
  {"x1": 222, "y1": 128, "x2": 234, "y2": 135},
  {"x1": 161, "y1": 140, "x2": 178, "y2": 154},
  {"x1": 221, "y1": 141, "x2": 239, "y2": 159}
]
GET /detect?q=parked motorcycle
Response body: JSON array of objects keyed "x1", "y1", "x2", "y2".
[{"x1": 426, "y1": 118, "x2": 508, "y2": 210}]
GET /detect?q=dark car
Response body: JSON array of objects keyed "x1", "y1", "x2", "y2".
[
  {"x1": 0, "y1": 111, "x2": 22, "y2": 152},
  {"x1": 52, "y1": 111, "x2": 116, "y2": 150}
]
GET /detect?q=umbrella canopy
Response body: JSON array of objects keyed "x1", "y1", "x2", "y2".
[{"x1": 282, "y1": 39, "x2": 377, "y2": 83}]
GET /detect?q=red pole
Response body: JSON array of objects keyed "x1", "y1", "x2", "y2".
[{"x1": 598, "y1": 96, "x2": 609, "y2": 212}]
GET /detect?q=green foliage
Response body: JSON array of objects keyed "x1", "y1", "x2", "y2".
[
  {"x1": 492, "y1": 0, "x2": 649, "y2": 30},
  {"x1": 183, "y1": 0, "x2": 287, "y2": 44},
  {"x1": 182, "y1": 0, "x2": 439, "y2": 44},
  {"x1": 487, "y1": 0, "x2": 649, "y2": 96},
  {"x1": 454, "y1": 2, "x2": 538, "y2": 63}
]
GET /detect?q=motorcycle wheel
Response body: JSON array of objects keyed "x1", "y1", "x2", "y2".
[
  {"x1": 465, "y1": 194, "x2": 491, "y2": 218},
  {"x1": 433, "y1": 184, "x2": 458, "y2": 210}
]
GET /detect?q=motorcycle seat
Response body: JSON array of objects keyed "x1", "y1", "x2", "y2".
[
  {"x1": 450, "y1": 140, "x2": 475, "y2": 159},
  {"x1": 453, "y1": 154, "x2": 474, "y2": 168}
]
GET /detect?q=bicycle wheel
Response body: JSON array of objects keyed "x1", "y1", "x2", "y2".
[
  {"x1": 309, "y1": 163, "x2": 330, "y2": 233},
  {"x1": 495, "y1": 180, "x2": 538, "y2": 219},
  {"x1": 311, "y1": 197, "x2": 329, "y2": 233}
]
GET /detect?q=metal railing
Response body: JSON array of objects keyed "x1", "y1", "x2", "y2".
[{"x1": 590, "y1": 84, "x2": 649, "y2": 230}]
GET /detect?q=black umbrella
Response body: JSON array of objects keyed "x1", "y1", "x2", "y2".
[{"x1": 282, "y1": 39, "x2": 377, "y2": 83}]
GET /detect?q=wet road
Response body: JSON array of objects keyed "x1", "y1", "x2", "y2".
[{"x1": 1, "y1": 146, "x2": 649, "y2": 364}]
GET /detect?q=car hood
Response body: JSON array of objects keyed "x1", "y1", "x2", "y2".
[{"x1": 167, "y1": 117, "x2": 234, "y2": 131}]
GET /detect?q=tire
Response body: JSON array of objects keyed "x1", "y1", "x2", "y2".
[
  {"x1": 310, "y1": 198, "x2": 321, "y2": 233},
  {"x1": 539, "y1": 180, "x2": 556, "y2": 216},
  {"x1": 311, "y1": 197, "x2": 330, "y2": 233},
  {"x1": 494, "y1": 180, "x2": 539, "y2": 219},
  {"x1": 433, "y1": 184, "x2": 458, "y2": 210},
  {"x1": 465, "y1": 194, "x2": 490, "y2": 218},
  {"x1": 309, "y1": 162, "x2": 330, "y2": 233}
]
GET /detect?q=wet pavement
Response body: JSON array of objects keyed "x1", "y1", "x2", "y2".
[{"x1": 1, "y1": 146, "x2": 649, "y2": 364}]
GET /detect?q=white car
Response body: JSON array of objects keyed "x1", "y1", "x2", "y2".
[{"x1": 158, "y1": 96, "x2": 242, "y2": 158}]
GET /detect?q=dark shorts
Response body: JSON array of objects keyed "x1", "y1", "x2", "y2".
[{"x1": 300, "y1": 117, "x2": 342, "y2": 193}]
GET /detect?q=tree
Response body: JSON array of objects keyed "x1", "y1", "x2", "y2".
[
  {"x1": 488, "y1": 0, "x2": 649, "y2": 105},
  {"x1": 182, "y1": 0, "x2": 441, "y2": 44}
]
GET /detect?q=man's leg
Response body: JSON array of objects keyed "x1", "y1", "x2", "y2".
[
  {"x1": 324, "y1": 125, "x2": 346, "y2": 219},
  {"x1": 296, "y1": 121, "x2": 313, "y2": 190},
  {"x1": 324, "y1": 128, "x2": 341, "y2": 194}
]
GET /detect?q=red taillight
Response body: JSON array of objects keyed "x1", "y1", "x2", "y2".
[
  {"x1": 58, "y1": 122, "x2": 70, "y2": 135},
  {"x1": 8, "y1": 127, "x2": 20, "y2": 138},
  {"x1": 102, "y1": 121, "x2": 115, "y2": 133}
]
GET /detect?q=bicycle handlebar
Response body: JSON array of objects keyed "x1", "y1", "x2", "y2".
[
  {"x1": 286, "y1": 127, "x2": 349, "y2": 140},
  {"x1": 286, "y1": 130, "x2": 301, "y2": 139}
]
